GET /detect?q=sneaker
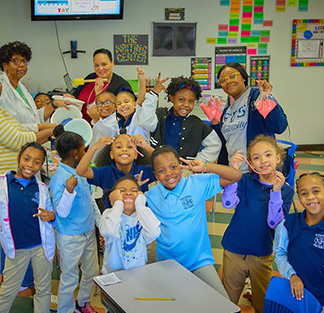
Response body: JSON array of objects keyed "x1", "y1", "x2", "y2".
[
  {"x1": 243, "y1": 286, "x2": 252, "y2": 301},
  {"x1": 74, "y1": 300, "x2": 98, "y2": 313},
  {"x1": 50, "y1": 294, "x2": 58, "y2": 311}
]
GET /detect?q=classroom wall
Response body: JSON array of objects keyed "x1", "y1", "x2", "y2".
[{"x1": 0, "y1": 0, "x2": 323, "y2": 145}]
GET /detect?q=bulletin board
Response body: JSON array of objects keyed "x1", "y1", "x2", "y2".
[{"x1": 291, "y1": 19, "x2": 324, "y2": 67}]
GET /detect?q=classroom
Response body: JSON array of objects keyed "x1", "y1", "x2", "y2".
[{"x1": 0, "y1": 0, "x2": 323, "y2": 312}]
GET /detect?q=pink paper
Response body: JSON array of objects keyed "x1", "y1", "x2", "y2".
[
  {"x1": 254, "y1": 6, "x2": 264, "y2": 12},
  {"x1": 241, "y1": 30, "x2": 251, "y2": 37},
  {"x1": 229, "y1": 25, "x2": 239, "y2": 32},
  {"x1": 242, "y1": 11, "x2": 252, "y2": 18},
  {"x1": 247, "y1": 49, "x2": 257, "y2": 55}
]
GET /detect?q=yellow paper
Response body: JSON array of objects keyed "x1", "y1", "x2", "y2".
[
  {"x1": 247, "y1": 42, "x2": 258, "y2": 49},
  {"x1": 206, "y1": 37, "x2": 217, "y2": 44}
]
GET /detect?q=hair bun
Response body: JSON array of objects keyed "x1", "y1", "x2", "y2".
[{"x1": 53, "y1": 124, "x2": 65, "y2": 138}]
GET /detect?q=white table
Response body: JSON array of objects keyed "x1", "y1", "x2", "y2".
[{"x1": 94, "y1": 259, "x2": 241, "y2": 313}]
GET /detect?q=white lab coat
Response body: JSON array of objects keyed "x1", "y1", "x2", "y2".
[{"x1": 0, "y1": 73, "x2": 44, "y2": 131}]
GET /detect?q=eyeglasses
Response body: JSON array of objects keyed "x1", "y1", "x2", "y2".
[
  {"x1": 218, "y1": 72, "x2": 241, "y2": 85},
  {"x1": 10, "y1": 58, "x2": 29, "y2": 66},
  {"x1": 96, "y1": 100, "x2": 115, "y2": 107}
]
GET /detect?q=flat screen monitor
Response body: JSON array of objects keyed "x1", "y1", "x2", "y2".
[{"x1": 31, "y1": 0, "x2": 124, "y2": 21}]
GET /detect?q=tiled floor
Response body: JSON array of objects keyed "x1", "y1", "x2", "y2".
[{"x1": 5, "y1": 151, "x2": 324, "y2": 312}]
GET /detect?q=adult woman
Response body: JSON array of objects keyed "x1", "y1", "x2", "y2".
[
  {"x1": 71, "y1": 48, "x2": 131, "y2": 123},
  {"x1": 207, "y1": 63, "x2": 288, "y2": 173},
  {"x1": 0, "y1": 41, "x2": 74, "y2": 132}
]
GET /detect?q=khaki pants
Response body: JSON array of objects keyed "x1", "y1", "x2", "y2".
[
  {"x1": 0, "y1": 245, "x2": 52, "y2": 313},
  {"x1": 56, "y1": 230, "x2": 98, "y2": 313},
  {"x1": 222, "y1": 249, "x2": 273, "y2": 313},
  {"x1": 192, "y1": 264, "x2": 229, "y2": 299}
]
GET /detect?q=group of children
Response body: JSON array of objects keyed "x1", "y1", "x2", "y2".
[{"x1": 0, "y1": 63, "x2": 323, "y2": 313}]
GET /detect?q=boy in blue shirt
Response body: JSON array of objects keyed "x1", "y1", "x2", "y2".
[{"x1": 145, "y1": 146, "x2": 241, "y2": 298}]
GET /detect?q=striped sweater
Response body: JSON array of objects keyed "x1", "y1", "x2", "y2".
[{"x1": 0, "y1": 107, "x2": 37, "y2": 174}]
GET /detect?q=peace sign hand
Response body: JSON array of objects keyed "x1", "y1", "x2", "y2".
[{"x1": 152, "y1": 73, "x2": 169, "y2": 95}]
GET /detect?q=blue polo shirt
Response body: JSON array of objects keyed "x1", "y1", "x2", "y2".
[
  {"x1": 50, "y1": 162, "x2": 95, "y2": 236},
  {"x1": 165, "y1": 108, "x2": 185, "y2": 151},
  {"x1": 6, "y1": 171, "x2": 41, "y2": 249},
  {"x1": 222, "y1": 172, "x2": 294, "y2": 256},
  {"x1": 145, "y1": 174, "x2": 222, "y2": 271},
  {"x1": 285, "y1": 211, "x2": 324, "y2": 306},
  {"x1": 88, "y1": 162, "x2": 155, "y2": 208}
]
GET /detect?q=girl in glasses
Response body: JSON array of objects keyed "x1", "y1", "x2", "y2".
[{"x1": 202, "y1": 62, "x2": 288, "y2": 173}]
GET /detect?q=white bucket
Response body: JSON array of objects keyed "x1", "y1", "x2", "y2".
[
  {"x1": 50, "y1": 106, "x2": 82, "y2": 125},
  {"x1": 64, "y1": 118, "x2": 93, "y2": 147}
]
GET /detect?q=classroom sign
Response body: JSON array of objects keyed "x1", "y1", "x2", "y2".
[
  {"x1": 250, "y1": 56, "x2": 270, "y2": 86},
  {"x1": 114, "y1": 35, "x2": 148, "y2": 65},
  {"x1": 191, "y1": 58, "x2": 212, "y2": 90},
  {"x1": 215, "y1": 46, "x2": 247, "y2": 88}
]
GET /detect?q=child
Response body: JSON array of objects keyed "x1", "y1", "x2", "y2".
[
  {"x1": 221, "y1": 135, "x2": 294, "y2": 313},
  {"x1": 34, "y1": 92, "x2": 51, "y2": 109},
  {"x1": 92, "y1": 67, "x2": 166, "y2": 143},
  {"x1": 76, "y1": 133, "x2": 155, "y2": 209},
  {"x1": 87, "y1": 91, "x2": 118, "y2": 161},
  {"x1": 114, "y1": 68, "x2": 167, "y2": 142},
  {"x1": 203, "y1": 62, "x2": 288, "y2": 172},
  {"x1": 49, "y1": 125, "x2": 101, "y2": 313},
  {"x1": 149, "y1": 76, "x2": 221, "y2": 163},
  {"x1": 274, "y1": 172, "x2": 324, "y2": 307},
  {"x1": 99, "y1": 175, "x2": 160, "y2": 274},
  {"x1": 0, "y1": 142, "x2": 56, "y2": 313},
  {"x1": 145, "y1": 145, "x2": 242, "y2": 298}
]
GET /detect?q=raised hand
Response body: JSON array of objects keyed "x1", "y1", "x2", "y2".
[
  {"x1": 152, "y1": 73, "x2": 169, "y2": 95},
  {"x1": 33, "y1": 208, "x2": 55, "y2": 222},
  {"x1": 137, "y1": 66, "x2": 146, "y2": 82},
  {"x1": 87, "y1": 104, "x2": 100, "y2": 123},
  {"x1": 179, "y1": 157, "x2": 205, "y2": 173},
  {"x1": 272, "y1": 171, "x2": 285, "y2": 192},
  {"x1": 92, "y1": 136, "x2": 115, "y2": 151},
  {"x1": 94, "y1": 78, "x2": 105, "y2": 95},
  {"x1": 230, "y1": 150, "x2": 245, "y2": 170},
  {"x1": 256, "y1": 79, "x2": 272, "y2": 95},
  {"x1": 109, "y1": 189, "x2": 123, "y2": 206},
  {"x1": 136, "y1": 170, "x2": 149, "y2": 187},
  {"x1": 66, "y1": 174, "x2": 78, "y2": 193}
]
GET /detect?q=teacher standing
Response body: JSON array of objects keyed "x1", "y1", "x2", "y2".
[
  {"x1": 0, "y1": 41, "x2": 75, "y2": 132},
  {"x1": 72, "y1": 48, "x2": 131, "y2": 123}
]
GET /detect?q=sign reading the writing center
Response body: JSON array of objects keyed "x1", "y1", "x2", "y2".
[{"x1": 114, "y1": 35, "x2": 148, "y2": 65}]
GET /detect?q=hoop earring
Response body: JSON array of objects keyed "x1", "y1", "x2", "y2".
[{"x1": 75, "y1": 155, "x2": 78, "y2": 160}]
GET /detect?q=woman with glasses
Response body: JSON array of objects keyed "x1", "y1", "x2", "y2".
[
  {"x1": 204, "y1": 62, "x2": 288, "y2": 173},
  {"x1": 69, "y1": 48, "x2": 131, "y2": 124},
  {"x1": 0, "y1": 41, "x2": 73, "y2": 132}
]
